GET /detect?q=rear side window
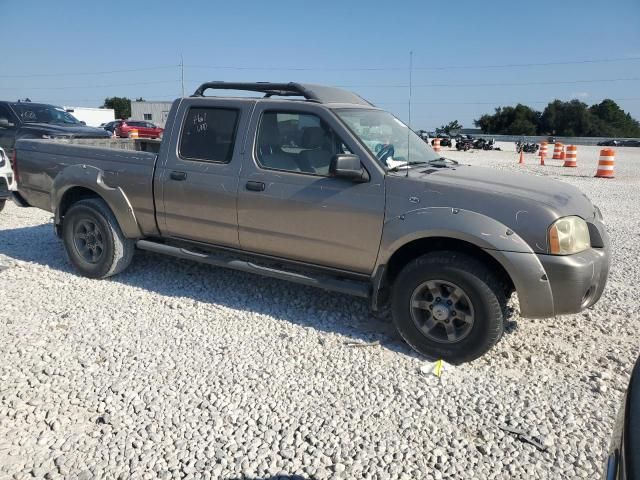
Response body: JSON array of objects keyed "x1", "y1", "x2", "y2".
[{"x1": 179, "y1": 107, "x2": 239, "y2": 163}]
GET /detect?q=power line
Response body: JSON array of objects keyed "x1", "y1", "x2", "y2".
[
  {"x1": 187, "y1": 56, "x2": 640, "y2": 71},
  {"x1": 4, "y1": 76, "x2": 638, "y2": 93},
  {"x1": 39, "y1": 96, "x2": 640, "y2": 106},
  {"x1": 413, "y1": 56, "x2": 640, "y2": 71},
  {"x1": 337, "y1": 77, "x2": 640, "y2": 89},
  {"x1": 1, "y1": 56, "x2": 638, "y2": 79},
  {"x1": 0, "y1": 80, "x2": 178, "y2": 91},
  {"x1": 0, "y1": 65, "x2": 177, "y2": 79},
  {"x1": 376, "y1": 97, "x2": 640, "y2": 106}
]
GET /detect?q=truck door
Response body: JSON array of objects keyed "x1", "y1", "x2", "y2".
[
  {"x1": 156, "y1": 98, "x2": 254, "y2": 248},
  {"x1": 237, "y1": 102, "x2": 385, "y2": 274}
]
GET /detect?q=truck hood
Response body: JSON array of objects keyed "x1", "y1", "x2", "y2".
[
  {"x1": 386, "y1": 164, "x2": 598, "y2": 253},
  {"x1": 19, "y1": 123, "x2": 111, "y2": 138}
]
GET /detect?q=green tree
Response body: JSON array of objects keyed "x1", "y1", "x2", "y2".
[
  {"x1": 474, "y1": 104, "x2": 539, "y2": 135},
  {"x1": 438, "y1": 120, "x2": 463, "y2": 134},
  {"x1": 475, "y1": 98, "x2": 640, "y2": 137},
  {"x1": 589, "y1": 99, "x2": 640, "y2": 137},
  {"x1": 103, "y1": 97, "x2": 131, "y2": 120},
  {"x1": 539, "y1": 100, "x2": 596, "y2": 136}
]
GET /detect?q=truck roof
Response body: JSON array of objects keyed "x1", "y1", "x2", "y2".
[{"x1": 192, "y1": 81, "x2": 374, "y2": 107}]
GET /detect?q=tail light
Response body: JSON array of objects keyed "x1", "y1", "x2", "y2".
[{"x1": 10, "y1": 149, "x2": 18, "y2": 184}]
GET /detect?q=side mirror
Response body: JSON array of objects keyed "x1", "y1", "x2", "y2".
[
  {"x1": 329, "y1": 154, "x2": 368, "y2": 182},
  {"x1": 0, "y1": 118, "x2": 15, "y2": 129},
  {"x1": 80, "y1": 121, "x2": 86, "y2": 125}
]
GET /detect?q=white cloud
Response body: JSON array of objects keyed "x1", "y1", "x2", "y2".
[{"x1": 570, "y1": 91, "x2": 590, "y2": 99}]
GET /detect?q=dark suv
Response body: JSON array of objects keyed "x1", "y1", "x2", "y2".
[{"x1": 0, "y1": 101, "x2": 111, "y2": 154}]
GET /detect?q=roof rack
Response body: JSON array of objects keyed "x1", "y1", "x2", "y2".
[
  {"x1": 191, "y1": 81, "x2": 373, "y2": 106},
  {"x1": 192, "y1": 82, "x2": 320, "y2": 101}
]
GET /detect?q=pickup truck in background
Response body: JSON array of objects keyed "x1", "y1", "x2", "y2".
[
  {"x1": 10, "y1": 82, "x2": 610, "y2": 363},
  {"x1": 0, "y1": 101, "x2": 111, "y2": 155}
]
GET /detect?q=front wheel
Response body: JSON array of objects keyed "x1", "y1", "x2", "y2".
[
  {"x1": 62, "y1": 198, "x2": 135, "y2": 279},
  {"x1": 391, "y1": 251, "x2": 505, "y2": 364},
  {"x1": 0, "y1": 199, "x2": 5, "y2": 212}
]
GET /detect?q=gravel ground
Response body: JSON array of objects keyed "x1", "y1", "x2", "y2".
[{"x1": 0, "y1": 144, "x2": 638, "y2": 479}]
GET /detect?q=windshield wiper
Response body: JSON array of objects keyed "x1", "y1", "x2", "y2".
[
  {"x1": 428, "y1": 157, "x2": 459, "y2": 166},
  {"x1": 387, "y1": 160, "x2": 431, "y2": 172}
]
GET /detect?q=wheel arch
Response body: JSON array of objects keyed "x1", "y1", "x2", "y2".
[
  {"x1": 52, "y1": 165, "x2": 142, "y2": 239},
  {"x1": 385, "y1": 236, "x2": 515, "y2": 296}
]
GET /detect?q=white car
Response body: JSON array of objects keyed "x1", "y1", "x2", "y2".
[{"x1": 0, "y1": 146, "x2": 14, "y2": 212}]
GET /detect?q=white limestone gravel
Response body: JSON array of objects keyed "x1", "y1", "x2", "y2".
[{"x1": 0, "y1": 144, "x2": 638, "y2": 479}]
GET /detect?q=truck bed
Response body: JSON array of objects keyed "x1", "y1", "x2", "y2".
[{"x1": 14, "y1": 139, "x2": 159, "y2": 236}]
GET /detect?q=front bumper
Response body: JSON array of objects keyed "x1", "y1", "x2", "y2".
[
  {"x1": 487, "y1": 220, "x2": 610, "y2": 318},
  {"x1": 0, "y1": 177, "x2": 9, "y2": 200},
  {"x1": 537, "y1": 246, "x2": 609, "y2": 316}
]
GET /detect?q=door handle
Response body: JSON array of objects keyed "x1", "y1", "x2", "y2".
[
  {"x1": 170, "y1": 171, "x2": 187, "y2": 181},
  {"x1": 245, "y1": 181, "x2": 265, "y2": 192}
]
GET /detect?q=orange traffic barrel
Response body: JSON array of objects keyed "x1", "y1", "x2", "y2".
[
  {"x1": 552, "y1": 142, "x2": 563, "y2": 160},
  {"x1": 595, "y1": 149, "x2": 615, "y2": 178},
  {"x1": 129, "y1": 129, "x2": 139, "y2": 139},
  {"x1": 563, "y1": 145, "x2": 577, "y2": 167},
  {"x1": 539, "y1": 142, "x2": 548, "y2": 165},
  {"x1": 538, "y1": 142, "x2": 549, "y2": 157},
  {"x1": 539, "y1": 141, "x2": 548, "y2": 157},
  {"x1": 432, "y1": 138, "x2": 441, "y2": 153}
]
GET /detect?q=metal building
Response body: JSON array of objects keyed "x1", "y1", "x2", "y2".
[
  {"x1": 130, "y1": 101, "x2": 173, "y2": 127},
  {"x1": 63, "y1": 106, "x2": 114, "y2": 127}
]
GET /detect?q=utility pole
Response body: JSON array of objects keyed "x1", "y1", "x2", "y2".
[
  {"x1": 406, "y1": 50, "x2": 413, "y2": 176},
  {"x1": 408, "y1": 50, "x2": 413, "y2": 129},
  {"x1": 180, "y1": 54, "x2": 185, "y2": 97}
]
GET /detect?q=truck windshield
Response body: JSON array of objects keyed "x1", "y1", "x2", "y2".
[
  {"x1": 335, "y1": 109, "x2": 441, "y2": 169},
  {"x1": 10, "y1": 103, "x2": 81, "y2": 125}
]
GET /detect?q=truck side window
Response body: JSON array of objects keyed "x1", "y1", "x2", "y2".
[
  {"x1": 256, "y1": 111, "x2": 349, "y2": 176},
  {"x1": 179, "y1": 107, "x2": 239, "y2": 163}
]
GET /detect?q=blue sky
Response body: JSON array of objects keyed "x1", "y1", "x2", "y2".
[{"x1": 1, "y1": 0, "x2": 639, "y2": 130}]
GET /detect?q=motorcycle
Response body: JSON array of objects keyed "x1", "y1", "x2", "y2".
[
  {"x1": 515, "y1": 141, "x2": 539, "y2": 154},
  {"x1": 482, "y1": 138, "x2": 501, "y2": 151},
  {"x1": 472, "y1": 138, "x2": 488, "y2": 149},
  {"x1": 455, "y1": 138, "x2": 473, "y2": 151}
]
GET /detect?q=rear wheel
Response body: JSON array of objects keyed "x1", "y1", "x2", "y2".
[
  {"x1": 391, "y1": 251, "x2": 505, "y2": 364},
  {"x1": 62, "y1": 198, "x2": 134, "y2": 279}
]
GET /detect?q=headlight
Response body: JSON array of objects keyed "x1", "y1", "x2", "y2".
[{"x1": 548, "y1": 216, "x2": 590, "y2": 255}]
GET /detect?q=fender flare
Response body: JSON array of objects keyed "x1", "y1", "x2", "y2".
[
  {"x1": 375, "y1": 207, "x2": 554, "y2": 317},
  {"x1": 379, "y1": 207, "x2": 534, "y2": 264},
  {"x1": 52, "y1": 164, "x2": 142, "y2": 238}
]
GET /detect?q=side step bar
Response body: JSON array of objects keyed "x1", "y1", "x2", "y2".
[{"x1": 136, "y1": 240, "x2": 371, "y2": 298}]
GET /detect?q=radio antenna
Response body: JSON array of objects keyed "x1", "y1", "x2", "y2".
[{"x1": 407, "y1": 50, "x2": 413, "y2": 177}]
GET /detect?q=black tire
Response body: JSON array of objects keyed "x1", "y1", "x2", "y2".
[
  {"x1": 62, "y1": 198, "x2": 134, "y2": 279},
  {"x1": 0, "y1": 199, "x2": 5, "y2": 212},
  {"x1": 391, "y1": 251, "x2": 505, "y2": 364}
]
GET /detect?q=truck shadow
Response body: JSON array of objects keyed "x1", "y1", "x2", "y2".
[
  {"x1": 0, "y1": 223, "x2": 410, "y2": 355},
  {"x1": 226, "y1": 476, "x2": 308, "y2": 480},
  {"x1": 0, "y1": 223, "x2": 518, "y2": 359}
]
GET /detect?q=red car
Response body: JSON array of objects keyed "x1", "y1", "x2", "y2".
[{"x1": 114, "y1": 120, "x2": 163, "y2": 139}]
